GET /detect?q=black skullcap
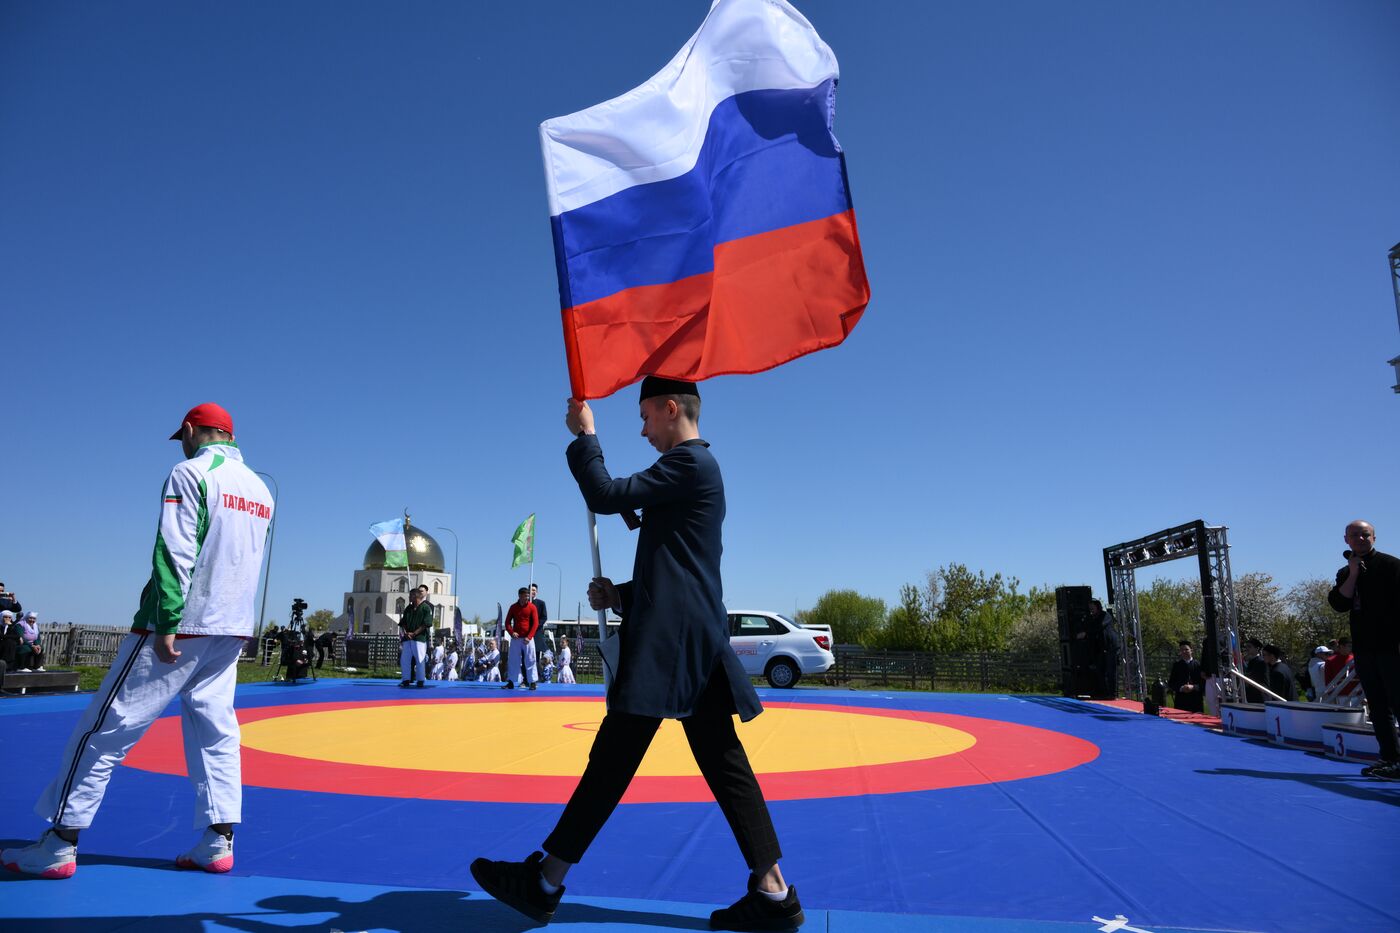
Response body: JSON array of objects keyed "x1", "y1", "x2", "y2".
[{"x1": 639, "y1": 375, "x2": 700, "y2": 401}]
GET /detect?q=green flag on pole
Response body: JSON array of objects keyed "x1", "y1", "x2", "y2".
[
  {"x1": 370, "y1": 518, "x2": 409, "y2": 569},
  {"x1": 511, "y1": 513, "x2": 536, "y2": 569}
]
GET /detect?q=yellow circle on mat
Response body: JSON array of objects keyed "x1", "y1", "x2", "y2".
[{"x1": 240, "y1": 701, "x2": 976, "y2": 777}]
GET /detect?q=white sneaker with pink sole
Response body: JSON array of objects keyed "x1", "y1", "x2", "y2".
[
  {"x1": 1, "y1": 829, "x2": 77, "y2": 879},
  {"x1": 175, "y1": 827, "x2": 234, "y2": 873}
]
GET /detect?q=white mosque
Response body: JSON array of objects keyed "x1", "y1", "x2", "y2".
[{"x1": 334, "y1": 519, "x2": 458, "y2": 636}]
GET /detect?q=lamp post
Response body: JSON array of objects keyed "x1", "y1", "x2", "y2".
[
  {"x1": 545, "y1": 561, "x2": 562, "y2": 626},
  {"x1": 255, "y1": 471, "x2": 278, "y2": 650},
  {"x1": 436, "y1": 526, "x2": 459, "y2": 598}
]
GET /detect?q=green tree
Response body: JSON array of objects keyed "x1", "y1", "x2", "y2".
[
  {"x1": 1234, "y1": 572, "x2": 1287, "y2": 644},
  {"x1": 799, "y1": 589, "x2": 887, "y2": 645},
  {"x1": 1136, "y1": 578, "x2": 1201, "y2": 658},
  {"x1": 1287, "y1": 578, "x2": 1346, "y2": 641},
  {"x1": 1263, "y1": 577, "x2": 1348, "y2": 666},
  {"x1": 306, "y1": 608, "x2": 336, "y2": 631},
  {"x1": 1007, "y1": 605, "x2": 1059, "y2": 660},
  {"x1": 927, "y1": 564, "x2": 1023, "y2": 653},
  {"x1": 871, "y1": 583, "x2": 931, "y2": 651}
]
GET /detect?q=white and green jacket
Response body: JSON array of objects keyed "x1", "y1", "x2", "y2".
[{"x1": 132, "y1": 442, "x2": 273, "y2": 637}]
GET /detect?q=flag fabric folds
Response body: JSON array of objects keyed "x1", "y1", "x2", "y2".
[
  {"x1": 540, "y1": 0, "x2": 870, "y2": 401},
  {"x1": 511, "y1": 513, "x2": 536, "y2": 569},
  {"x1": 369, "y1": 519, "x2": 408, "y2": 570}
]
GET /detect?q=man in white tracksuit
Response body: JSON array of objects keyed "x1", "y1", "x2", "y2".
[{"x1": 1, "y1": 403, "x2": 272, "y2": 879}]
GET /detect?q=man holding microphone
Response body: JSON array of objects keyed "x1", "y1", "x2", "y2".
[{"x1": 1328, "y1": 520, "x2": 1400, "y2": 780}]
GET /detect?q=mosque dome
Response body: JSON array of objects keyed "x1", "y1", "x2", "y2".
[{"x1": 363, "y1": 524, "x2": 446, "y2": 572}]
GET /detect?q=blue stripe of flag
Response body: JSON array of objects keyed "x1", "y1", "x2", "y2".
[{"x1": 550, "y1": 81, "x2": 853, "y2": 309}]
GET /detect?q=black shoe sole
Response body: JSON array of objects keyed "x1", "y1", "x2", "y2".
[
  {"x1": 710, "y1": 910, "x2": 805, "y2": 932},
  {"x1": 470, "y1": 859, "x2": 556, "y2": 925}
]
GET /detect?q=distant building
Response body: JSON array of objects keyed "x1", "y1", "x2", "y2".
[{"x1": 335, "y1": 522, "x2": 457, "y2": 636}]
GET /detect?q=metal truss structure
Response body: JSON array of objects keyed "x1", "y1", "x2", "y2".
[{"x1": 1102, "y1": 520, "x2": 1240, "y2": 703}]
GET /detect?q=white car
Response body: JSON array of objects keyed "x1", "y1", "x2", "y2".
[{"x1": 727, "y1": 610, "x2": 835, "y2": 688}]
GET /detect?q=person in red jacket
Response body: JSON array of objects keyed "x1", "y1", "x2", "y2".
[
  {"x1": 504, "y1": 587, "x2": 539, "y2": 691},
  {"x1": 1323, "y1": 637, "x2": 1360, "y2": 700}
]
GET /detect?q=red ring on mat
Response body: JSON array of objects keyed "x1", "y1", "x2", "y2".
[{"x1": 123, "y1": 697, "x2": 1099, "y2": 803}]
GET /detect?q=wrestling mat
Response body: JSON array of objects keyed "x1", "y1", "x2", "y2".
[{"x1": 2, "y1": 679, "x2": 1397, "y2": 932}]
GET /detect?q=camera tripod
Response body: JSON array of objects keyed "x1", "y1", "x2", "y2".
[{"x1": 272, "y1": 600, "x2": 318, "y2": 684}]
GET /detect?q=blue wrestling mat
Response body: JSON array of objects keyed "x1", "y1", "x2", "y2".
[{"x1": 2, "y1": 679, "x2": 1397, "y2": 932}]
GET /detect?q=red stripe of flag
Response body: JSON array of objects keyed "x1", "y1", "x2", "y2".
[{"x1": 561, "y1": 211, "x2": 869, "y2": 400}]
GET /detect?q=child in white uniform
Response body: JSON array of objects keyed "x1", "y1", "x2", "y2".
[
  {"x1": 557, "y1": 636, "x2": 576, "y2": 684},
  {"x1": 431, "y1": 640, "x2": 446, "y2": 680},
  {"x1": 478, "y1": 639, "x2": 501, "y2": 682}
]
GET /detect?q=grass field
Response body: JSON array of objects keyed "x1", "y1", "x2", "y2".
[{"x1": 72, "y1": 661, "x2": 404, "y2": 692}]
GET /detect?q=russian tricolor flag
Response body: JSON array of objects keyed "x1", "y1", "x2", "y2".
[{"x1": 541, "y1": 0, "x2": 870, "y2": 400}]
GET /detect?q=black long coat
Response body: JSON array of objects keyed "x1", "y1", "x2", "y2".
[
  {"x1": 1168, "y1": 658, "x2": 1205, "y2": 713},
  {"x1": 567, "y1": 434, "x2": 762, "y2": 721}
]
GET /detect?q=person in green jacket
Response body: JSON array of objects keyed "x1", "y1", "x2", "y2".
[{"x1": 398, "y1": 588, "x2": 433, "y2": 688}]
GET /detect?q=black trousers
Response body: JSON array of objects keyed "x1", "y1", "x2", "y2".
[
  {"x1": 1355, "y1": 651, "x2": 1400, "y2": 763},
  {"x1": 1171, "y1": 689, "x2": 1204, "y2": 713},
  {"x1": 543, "y1": 669, "x2": 782, "y2": 873}
]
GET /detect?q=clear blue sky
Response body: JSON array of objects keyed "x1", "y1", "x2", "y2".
[{"x1": 4, "y1": 1, "x2": 1398, "y2": 628}]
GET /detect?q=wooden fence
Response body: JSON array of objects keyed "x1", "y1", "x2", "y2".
[
  {"x1": 36, "y1": 623, "x2": 131, "y2": 667},
  {"x1": 825, "y1": 648, "x2": 1062, "y2": 693}
]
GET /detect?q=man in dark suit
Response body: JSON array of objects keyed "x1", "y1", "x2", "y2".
[
  {"x1": 530, "y1": 583, "x2": 550, "y2": 677},
  {"x1": 1168, "y1": 641, "x2": 1206, "y2": 713},
  {"x1": 1241, "y1": 638, "x2": 1269, "y2": 703},
  {"x1": 471, "y1": 377, "x2": 801, "y2": 931},
  {"x1": 1328, "y1": 520, "x2": 1400, "y2": 779},
  {"x1": 1262, "y1": 644, "x2": 1297, "y2": 701},
  {"x1": 1085, "y1": 599, "x2": 1119, "y2": 699}
]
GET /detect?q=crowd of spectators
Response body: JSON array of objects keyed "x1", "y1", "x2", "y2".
[
  {"x1": 390, "y1": 632, "x2": 578, "y2": 685},
  {"x1": 0, "y1": 581, "x2": 46, "y2": 684}
]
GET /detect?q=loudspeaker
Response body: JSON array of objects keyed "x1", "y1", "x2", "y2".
[
  {"x1": 1056, "y1": 586, "x2": 1094, "y2": 697},
  {"x1": 1056, "y1": 586, "x2": 1092, "y2": 641}
]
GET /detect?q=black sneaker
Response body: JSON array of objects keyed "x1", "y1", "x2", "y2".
[
  {"x1": 710, "y1": 883, "x2": 804, "y2": 931},
  {"x1": 503, "y1": 682, "x2": 515, "y2": 690},
  {"x1": 398, "y1": 681, "x2": 411, "y2": 688},
  {"x1": 528, "y1": 682, "x2": 538, "y2": 691},
  {"x1": 470, "y1": 850, "x2": 563, "y2": 924},
  {"x1": 1369, "y1": 761, "x2": 1400, "y2": 781},
  {"x1": 417, "y1": 680, "x2": 426, "y2": 688},
  {"x1": 1360, "y1": 760, "x2": 1397, "y2": 777}
]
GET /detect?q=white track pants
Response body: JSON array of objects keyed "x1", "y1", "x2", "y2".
[
  {"x1": 36, "y1": 632, "x2": 244, "y2": 831},
  {"x1": 507, "y1": 637, "x2": 538, "y2": 685},
  {"x1": 400, "y1": 640, "x2": 426, "y2": 683}
]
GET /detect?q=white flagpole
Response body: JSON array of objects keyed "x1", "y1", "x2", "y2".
[{"x1": 587, "y1": 510, "x2": 614, "y2": 697}]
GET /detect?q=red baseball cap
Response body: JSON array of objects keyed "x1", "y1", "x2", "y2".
[{"x1": 170, "y1": 402, "x2": 234, "y2": 440}]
